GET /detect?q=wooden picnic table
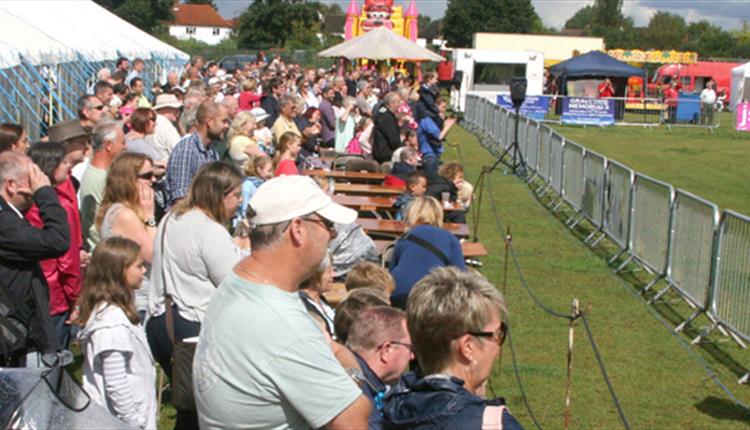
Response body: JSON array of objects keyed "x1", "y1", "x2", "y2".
[
  {"x1": 335, "y1": 183, "x2": 404, "y2": 196},
  {"x1": 303, "y1": 169, "x2": 388, "y2": 183},
  {"x1": 373, "y1": 240, "x2": 488, "y2": 258},
  {"x1": 357, "y1": 218, "x2": 470, "y2": 238},
  {"x1": 333, "y1": 194, "x2": 396, "y2": 211}
]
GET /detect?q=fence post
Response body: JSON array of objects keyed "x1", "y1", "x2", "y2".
[{"x1": 563, "y1": 299, "x2": 580, "y2": 430}]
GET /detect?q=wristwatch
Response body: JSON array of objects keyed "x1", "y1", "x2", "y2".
[{"x1": 143, "y1": 217, "x2": 157, "y2": 228}]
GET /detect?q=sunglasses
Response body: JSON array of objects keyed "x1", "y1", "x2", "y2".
[
  {"x1": 303, "y1": 215, "x2": 335, "y2": 232},
  {"x1": 137, "y1": 171, "x2": 155, "y2": 180},
  {"x1": 467, "y1": 322, "x2": 508, "y2": 346},
  {"x1": 91, "y1": 105, "x2": 105, "y2": 111}
]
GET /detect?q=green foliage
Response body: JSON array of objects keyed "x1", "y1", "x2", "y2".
[
  {"x1": 564, "y1": 5, "x2": 595, "y2": 30},
  {"x1": 593, "y1": 0, "x2": 624, "y2": 29},
  {"x1": 443, "y1": 0, "x2": 541, "y2": 48},
  {"x1": 94, "y1": 0, "x2": 173, "y2": 33},
  {"x1": 237, "y1": 0, "x2": 321, "y2": 50},
  {"x1": 643, "y1": 12, "x2": 687, "y2": 50},
  {"x1": 418, "y1": 14, "x2": 432, "y2": 34}
]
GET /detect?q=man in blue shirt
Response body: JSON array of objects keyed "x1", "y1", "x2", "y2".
[
  {"x1": 166, "y1": 100, "x2": 229, "y2": 205},
  {"x1": 346, "y1": 306, "x2": 413, "y2": 430},
  {"x1": 417, "y1": 97, "x2": 456, "y2": 176}
]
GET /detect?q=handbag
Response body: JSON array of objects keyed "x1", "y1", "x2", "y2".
[{"x1": 159, "y1": 213, "x2": 197, "y2": 411}]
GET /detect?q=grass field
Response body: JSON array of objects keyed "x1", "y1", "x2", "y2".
[
  {"x1": 442, "y1": 124, "x2": 750, "y2": 429},
  {"x1": 151, "y1": 119, "x2": 750, "y2": 429},
  {"x1": 548, "y1": 111, "x2": 750, "y2": 216}
]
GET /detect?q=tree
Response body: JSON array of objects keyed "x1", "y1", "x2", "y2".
[
  {"x1": 564, "y1": 5, "x2": 595, "y2": 31},
  {"x1": 643, "y1": 12, "x2": 687, "y2": 50},
  {"x1": 443, "y1": 0, "x2": 541, "y2": 48},
  {"x1": 184, "y1": 0, "x2": 216, "y2": 10},
  {"x1": 237, "y1": 0, "x2": 321, "y2": 49},
  {"x1": 94, "y1": 0, "x2": 173, "y2": 33},
  {"x1": 682, "y1": 21, "x2": 735, "y2": 58},
  {"x1": 593, "y1": 0, "x2": 624, "y2": 29},
  {"x1": 418, "y1": 14, "x2": 432, "y2": 34}
]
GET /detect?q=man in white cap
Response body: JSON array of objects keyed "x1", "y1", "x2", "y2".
[
  {"x1": 148, "y1": 93, "x2": 183, "y2": 160},
  {"x1": 194, "y1": 175, "x2": 370, "y2": 430}
]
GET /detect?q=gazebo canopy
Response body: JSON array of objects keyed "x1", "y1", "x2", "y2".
[
  {"x1": 550, "y1": 50, "x2": 644, "y2": 79},
  {"x1": 318, "y1": 26, "x2": 444, "y2": 62}
]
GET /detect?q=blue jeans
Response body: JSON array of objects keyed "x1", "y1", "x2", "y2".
[
  {"x1": 51, "y1": 311, "x2": 71, "y2": 350},
  {"x1": 422, "y1": 155, "x2": 440, "y2": 177}
]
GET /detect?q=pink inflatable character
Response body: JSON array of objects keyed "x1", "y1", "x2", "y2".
[{"x1": 361, "y1": 0, "x2": 394, "y2": 32}]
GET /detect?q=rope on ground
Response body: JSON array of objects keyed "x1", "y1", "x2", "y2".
[
  {"x1": 580, "y1": 313, "x2": 632, "y2": 430},
  {"x1": 481, "y1": 156, "x2": 632, "y2": 429},
  {"x1": 506, "y1": 325, "x2": 545, "y2": 430}
]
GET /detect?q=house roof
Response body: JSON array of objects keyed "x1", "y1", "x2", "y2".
[{"x1": 170, "y1": 4, "x2": 231, "y2": 28}]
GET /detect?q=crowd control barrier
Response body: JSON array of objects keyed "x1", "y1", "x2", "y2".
[{"x1": 462, "y1": 94, "x2": 750, "y2": 381}]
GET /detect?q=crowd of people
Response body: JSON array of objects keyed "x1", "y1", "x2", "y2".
[{"x1": 0, "y1": 54, "x2": 522, "y2": 430}]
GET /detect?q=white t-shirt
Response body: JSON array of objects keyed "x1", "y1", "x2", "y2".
[
  {"x1": 700, "y1": 88, "x2": 717, "y2": 105},
  {"x1": 146, "y1": 114, "x2": 181, "y2": 161},
  {"x1": 193, "y1": 272, "x2": 362, "y2": 429}
]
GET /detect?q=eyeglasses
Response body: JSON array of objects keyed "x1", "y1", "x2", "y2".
[
  {"x1": 91, "y1": 105, "x2": 105, "y2": 111},
  {"x1": 302, "y1": 215, "x2": 335, "y2": 234},
  {"x1": 467, "y1": 322, "x2": 508, "y2": 346},
  {"x1": 137, "y1": 171, "x2": 155, "y2": 180},
  {"x1": 389, "y1": 340, "x2": 415, "y2": 354}
]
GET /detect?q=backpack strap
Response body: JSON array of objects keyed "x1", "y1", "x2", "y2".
[{"x1": 401, "y1": 232, "x2": 450, "y2": 265}]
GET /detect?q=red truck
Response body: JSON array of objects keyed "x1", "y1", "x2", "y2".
[{"x1": 627, "y1": 61, "x2": 741, "y2": 100}]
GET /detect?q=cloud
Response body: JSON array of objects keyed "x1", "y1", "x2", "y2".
[{"x1": 216, "y1": 0, "x2": 745, "y2": 30}]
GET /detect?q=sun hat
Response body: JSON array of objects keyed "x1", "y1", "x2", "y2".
[
  {"x1": 47, "y1": 119, "x2": 89, "y2": 143},
  {"x1": 249, "y1": 175, "x2": 356, "y2": 226},
  {"x1": 153, "y1": 93, "x2": 183, "y2": 110},
  {"x1": 249, "y1": 107, "x2": 270, "y2": 123}
]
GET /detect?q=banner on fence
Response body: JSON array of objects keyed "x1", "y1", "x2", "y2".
[
  {"x1": 561, "y1": 97, "x2": 615, "y2": 126},
  {"x1": 736, "y1": 102, "x2": 750, "y2": 132},
  {"x1": 496, "y1": 95, "x2": 549, "y2": 121}
]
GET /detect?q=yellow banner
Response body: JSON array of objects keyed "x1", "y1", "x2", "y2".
[{"x1": 608, "y1": 49, "x2": 698, "y2": 64}]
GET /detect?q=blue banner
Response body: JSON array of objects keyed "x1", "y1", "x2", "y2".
[
  {"x1": 561, "y1": 97, "x2": 615, "y2": 126},
  {"x1": 496, "y1": 95, "x2": 550, "y2": 121}
]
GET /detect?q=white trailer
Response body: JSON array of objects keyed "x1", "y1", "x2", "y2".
[{"x1": 450, "y1": 49, "x2": 544, "y2": 112}]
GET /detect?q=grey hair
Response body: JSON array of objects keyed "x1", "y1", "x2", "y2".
[
  {"x1": 249, "y1": 220, "x2": 290, "y2": 251},
  {"x1": 346, "y1": 306, "x2": 406, "y2": 354},
  {"x1": 92, "y1": 120, "x2": 121, "y2": 151},
  {"x1": 400, "y1": 147, "x2": 417, "y2": 163},
  {"x1": 279, "y1": 94, "x2": 296, "y2": 109},
  {"x1": 383, "y1": 92, "x2": 400, "y2": 106},
  {"x1": 0, "y1": 152, "x2": 28, "y2": 184}
]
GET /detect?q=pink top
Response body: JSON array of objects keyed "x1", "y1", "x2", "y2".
[{"x1": 274, "y1": 159, "x2": 299, "y2": 176}]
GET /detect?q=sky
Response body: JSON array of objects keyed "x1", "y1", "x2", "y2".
[{"x1": 215, "y1": 0, "x2": 748, "y2": 31}]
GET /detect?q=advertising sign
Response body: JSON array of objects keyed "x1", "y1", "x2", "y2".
[
  {"x1": 736, "y1": 102, "x2": 750, "y2": 132},
  {"x1": 496, "y1": 95, "x2": 550, "y2": 121},
  {"x1": 561, "y1": 97, "x2": 615, "y2": 126}
]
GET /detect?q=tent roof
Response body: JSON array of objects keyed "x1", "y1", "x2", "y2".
[
  {"x1": 318, "y1": 26, "x2": 444, "y2": 62},
  {"x1": 732, "y1": 61, "x2": 750, "y2": 76},
  {"x1": 0, "y1": 0, "x2": 188, "y2": 68},
  {"x1": 550, "y1": 50, "x2": 645, "y2": 78}
]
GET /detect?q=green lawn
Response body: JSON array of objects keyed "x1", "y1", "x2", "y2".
[
  {"x1": 443, "y1": 124, "x2": 750, "y2": 429},
  {"x1": 547, "y1": 112, "x2": 750, "y2": 215}
]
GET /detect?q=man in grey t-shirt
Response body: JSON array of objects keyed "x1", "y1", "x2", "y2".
[{"x1": 194, "y1": 175, "x2": 370, "y2": 429}]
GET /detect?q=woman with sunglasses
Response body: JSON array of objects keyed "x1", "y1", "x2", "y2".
[
  {"x1": 146, "y1": 162, "x2": 244, "y2": 430},
  {"x1": 96, "y1": 152, "x2": 158, "y2": 322},
  {"x1": 382, "y1": 267, "x2": 523, "y2": 430}
]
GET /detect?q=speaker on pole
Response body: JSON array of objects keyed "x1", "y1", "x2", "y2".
[{"x1": 510, "y1": 76, "x2": 527, "y2": 110}]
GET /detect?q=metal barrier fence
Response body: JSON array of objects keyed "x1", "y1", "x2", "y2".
[
  {"x1": 462, "y1": 94, "x2": 750, "y2": 368},
  {"x1": 620, "y1": 174, "x2": 674, "y2": 290},
  {"x1": 712, "y1": 211, "x2": 750, "y2": 345}
]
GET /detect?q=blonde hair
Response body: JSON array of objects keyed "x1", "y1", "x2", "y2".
[
  {"x1": 404, "y1": 196, "x2": 443, "y2": 228},
  {"x1": 274, "y1": 131, "x2": 301, "y2": 167},
  {"x1": 172, "y1": 161, "x2": 243, "y2": 225},
  {"x1": 241, "y1": 79, "x2": 257, "y2": 92},
  {"x1": 227, "y1": 110, "x2": 256, "y2": 142},
  {"x1": 345, "y1": 262, "x2": 396, "y2": 296},
  {"x1": 406, "y1": 267, "x2": 507, "y2": 375},
  {"x1": 244, "y1": 154, "x2": 272, "y2": 177}
]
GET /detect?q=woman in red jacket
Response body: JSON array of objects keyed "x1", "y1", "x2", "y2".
[{"x1": 26, "y1": 142, "x2": 83, "y2": 349}]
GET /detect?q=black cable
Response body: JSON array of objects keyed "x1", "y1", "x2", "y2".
[{"x1": 580, "y1": 313, "x2": 632, "y2": 430}]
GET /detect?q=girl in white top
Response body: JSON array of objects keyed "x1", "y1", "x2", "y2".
[{"x1": 77, "y1": 237, "x2": 156, "y2": 429}]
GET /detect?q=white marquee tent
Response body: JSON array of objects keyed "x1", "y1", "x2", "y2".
[
  {"x1": 0, "y1": 0, "x2": 188, "y2": 139},
  {"x1": 730, "y1": 61, "x2": 750, "y2": 111}
]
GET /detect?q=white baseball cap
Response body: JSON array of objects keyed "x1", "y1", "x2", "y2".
[{"x1": 249, "y1": 175, "x2": 357, "y2": 226}]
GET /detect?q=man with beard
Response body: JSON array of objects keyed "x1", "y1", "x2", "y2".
[{"x1": 166, "y1": 101, "x2": 229, "y2": 205}]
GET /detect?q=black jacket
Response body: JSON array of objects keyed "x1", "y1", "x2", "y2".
[
  {"x1": 260, "y1": 94, "x2": 280, "y2": 130},
  {"x1": 426, "y1": 175, "x2": 466, "y2": 224},
  {"x1": 373, "y1": 105, "x2": 402, "y2": 163},
  {"x1": 0, "y1": 187, "x2": 69, "y2": 359}
]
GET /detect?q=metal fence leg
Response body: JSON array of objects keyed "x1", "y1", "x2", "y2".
[
  {"x1": 639, "y1": 274, "x2": 665, "y2": 296},
  {"x1": 648, "y1": 282, "x2": 673, "y2": 304},
  {"x1": 584, "y1": 227, "x2": 602, "y2": 244},
  {"x1": 739, "y1": 373, "x2": 749, "y2": 384},
  {"x1": 675, "y1": 309, "x2": 702, "y2": 332},
  {"x1": 614, "y1": 254, "x2": 633, "y2": 272},
  {"x1": 692, "y1": 321, "x2": 717, "y2": 344}
]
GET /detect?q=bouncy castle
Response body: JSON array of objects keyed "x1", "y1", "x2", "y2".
[{"x1": 344, "y1": 0, "x2": 419, "y2": 42}]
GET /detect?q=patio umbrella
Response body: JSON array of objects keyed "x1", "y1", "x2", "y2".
[{"x1": 318, "y1": 26, "x2": 444, "y2": 62}]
